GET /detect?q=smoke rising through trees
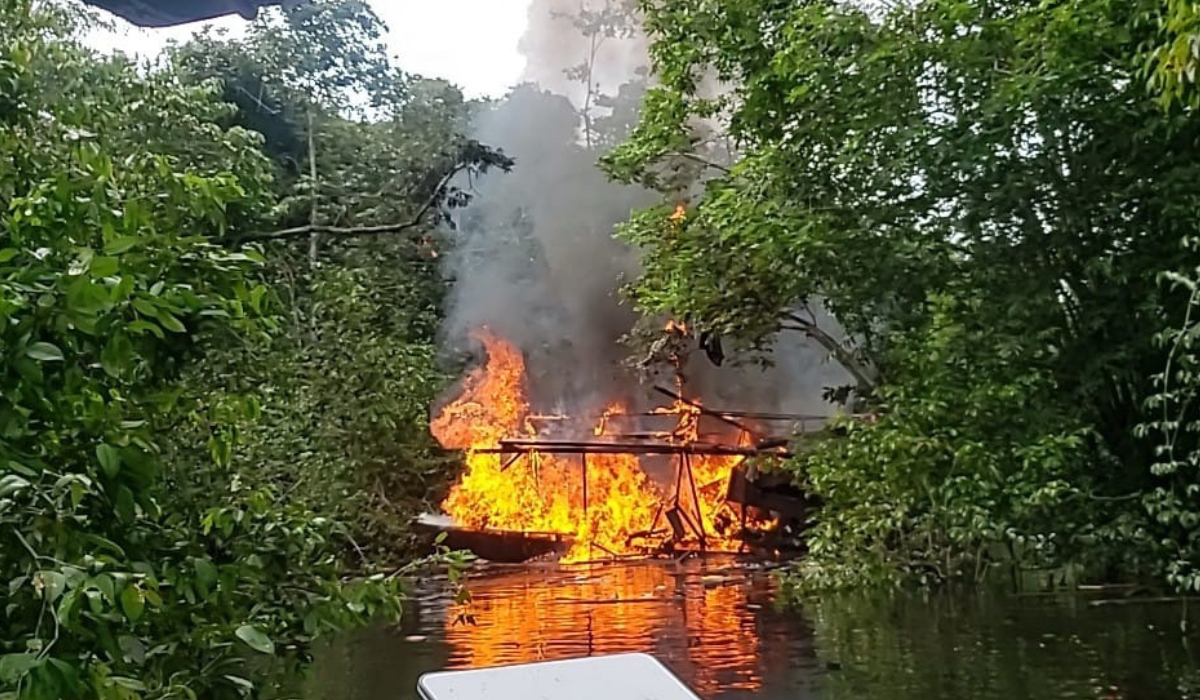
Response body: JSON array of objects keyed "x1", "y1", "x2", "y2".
[{"x1": 439, "y1": 0, "x2": 849, "y2": 420}]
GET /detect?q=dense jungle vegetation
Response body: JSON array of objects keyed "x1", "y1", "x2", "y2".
[
  {"x1": 0, "y1": 1, "x2": 503, "y2": 698},
  {"x1": 607, "y1": 0, "x2": 1200, "y2": 594}
]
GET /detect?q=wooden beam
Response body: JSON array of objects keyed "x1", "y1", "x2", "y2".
[{"x1": 477, "y1": 439, "x2": 792, "y2": 458}]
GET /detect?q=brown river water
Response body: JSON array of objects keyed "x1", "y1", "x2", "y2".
[{"x1": 300, "y1": 558, "x2": 1200, "y2": 700}]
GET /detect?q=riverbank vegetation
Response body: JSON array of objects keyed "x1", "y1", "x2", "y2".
[
  {"x1": 0, "y1": 1, "x2": 498, "y2": 698},
  {"x1": 607, "y1": 0, "x2": 1200, "y2": 594}
]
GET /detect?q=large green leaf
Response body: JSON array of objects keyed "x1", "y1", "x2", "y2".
[
  {"x1": 104, "y1": 236, "x2": 141, "y2": 255},
  {"x1": 96, "y1": 444, "x2": 122, "y2": 478},
  {"x1": 89, "y1": 256, "x2": 119, "y2": 278},
  {"x1": 0, "y1": 653, "x2": 37, "y2": 684},
  {"x1": 157, "y1": 311, "x2": 187, "y2": 334},
  {"x1": 235, "y1": 625, "x2": 275, "y2": 655},
  {"x1": 25, "y1": 342, "x2": 64, "y2": 362},
  {"x1": 100, "y1": 332, "x2": 134, "y2": 378},
  {"x1": 194, "y1": 558, "x2": 218, "y2": 596},
  {"x1": 119, "y1": 585, "x2": 145, "y2": 622},
  {"x1": 115, "y1": 485, "x2": 136, "y2": 523}
]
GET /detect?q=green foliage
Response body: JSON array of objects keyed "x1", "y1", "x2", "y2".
[
  {"x1": 170, "y1": 1, "x2": 511, "y2": 235},
  {"x1": 1147, "y1": 0, "x2": 1200, "y2": 109},
  {"x1": 1139, "y1": 236, "x2": 1200, "y2": 593},
  {"x1": 1, "y1": 2, "x2": 478, "y2": 698},
  {"x1": 613, "y1": 0, "x2": 1200, "y2": 590},
  {"x1": 172, "y1": 0, "x2": 392, "y2": 119},
  {"x1": 166, "y1": 0, "x2": 508, "y2": 561},
  {"x1": 178, "y1": 259, "x2": 452, "y2": 560},
  {"x1": 793, "y1": 293, "x2": 1095, "y2": 591}
]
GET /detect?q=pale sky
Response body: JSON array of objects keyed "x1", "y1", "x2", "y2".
[{"x1": 83, "y1": 0, "x2": 533, "y2": 98}]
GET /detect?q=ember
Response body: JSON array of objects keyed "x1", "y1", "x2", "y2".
[{"x1": 665, "y1": 318, "x2": 689, "y2": 335}]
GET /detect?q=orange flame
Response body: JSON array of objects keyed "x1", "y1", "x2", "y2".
[
  {"x1": 594, "y1": 404, "x2": 624, "y2": 436},
  {"x1": 664, "y1": 318, "x2": 689, "y2": 335},
  {"x1": 432, "y1": 330, "x2": 752, "y2": 561}
]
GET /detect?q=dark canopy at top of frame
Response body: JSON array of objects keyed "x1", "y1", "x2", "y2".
[{"x1": 82, "y1": 0, "x2": 298, "y2": 27}]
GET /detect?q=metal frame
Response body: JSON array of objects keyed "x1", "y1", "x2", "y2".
[
  {"x1": 477, "y1": 435, "x2": 792, "y2": 556},
  {"x1": 457, "y1": 386, "x2": 849, "y2": 559}
]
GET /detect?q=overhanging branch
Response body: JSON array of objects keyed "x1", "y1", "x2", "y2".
[
  {"x1": 230, "y1": 164, "x2": 468, "y2": 244},
  {"x1": 662, "y1": 151, "x2": 733, "y2": 174}
]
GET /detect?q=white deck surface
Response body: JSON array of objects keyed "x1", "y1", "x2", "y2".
[{"x1": 417, "y1": 653, "x2": 702, "y2": 700}]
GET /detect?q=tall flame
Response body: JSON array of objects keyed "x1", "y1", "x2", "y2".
[
  {"x1": 430, "y1": 327, "x2": 529, "y2": 450},
  {"x1": 432, "y1": 329, "x2": 751, "y2": 561}
]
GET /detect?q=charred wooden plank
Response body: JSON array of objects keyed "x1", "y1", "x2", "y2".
[
  {"x1": 478, "y1": 439, "x2": 792, "y2": 458},
  {"x1": 724, "y1": 464, "x2": 812, "y2": 520}
]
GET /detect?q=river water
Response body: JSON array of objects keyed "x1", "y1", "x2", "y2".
[{"x1": 303, "y1": 558, "x2": 1200, "y2": 700}]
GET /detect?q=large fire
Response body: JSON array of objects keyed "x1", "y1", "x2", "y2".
[{"x1": 431, "y1": 328, "x2": 749, "y2": 562}]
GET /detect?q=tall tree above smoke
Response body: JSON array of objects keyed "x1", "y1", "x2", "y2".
[{"x1": 518, "y1": 0, "x2": 647, "y2": 104}]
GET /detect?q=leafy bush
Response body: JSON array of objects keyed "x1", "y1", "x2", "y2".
[
  {"x1": 1138, "y1": 237, "x2": 1200, "y2": 593},
  {"x1": 611, "y1": 0, "x2": 1200, "y2": 591},
  {"x1": 792, "y1": 293, "x2": 1094, "y2": 591},
  {"x1": 0, "y1": 4, "x2": 451, "y2": 698}
]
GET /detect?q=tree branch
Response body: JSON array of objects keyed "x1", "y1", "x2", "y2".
[
  {"x1": 234, "y1": 84, "x2": 280, "y2": 115},
  {"x1": 231, "y1": 164, "x2": 467, "y2": 244},
  {"x1": 783, "y1": 312, "x2": 878, "y2": 392},
  {"x1": 307, "y1": 108, "x2": 319, "y2": 264},
  {"x1": 663, "y1": 151, "x2": 733, "y2": 174}
]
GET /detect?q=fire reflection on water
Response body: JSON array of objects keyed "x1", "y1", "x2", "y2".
[
  {"x1": 440, "y1": 560, "x2": 791, "y2": 697},
  {"x1": 308, "y1": 562, "x2": 1200, "y2": 700}
]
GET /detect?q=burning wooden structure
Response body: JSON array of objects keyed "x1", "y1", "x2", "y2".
[{"x1": 421, "y1": 329, "x2": 838, "y2": 563}]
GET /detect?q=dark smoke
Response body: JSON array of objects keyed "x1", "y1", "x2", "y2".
[
  {"x1": 439, "y1": 0, "x2": 849, "y2": 422},
  {"x1": 441, "y1": 83, "x2": 648, "y2": 413}
]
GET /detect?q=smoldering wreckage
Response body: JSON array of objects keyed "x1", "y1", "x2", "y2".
[{"x1": 414, "y1": 16, "x2": 858, "y2": 565}]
